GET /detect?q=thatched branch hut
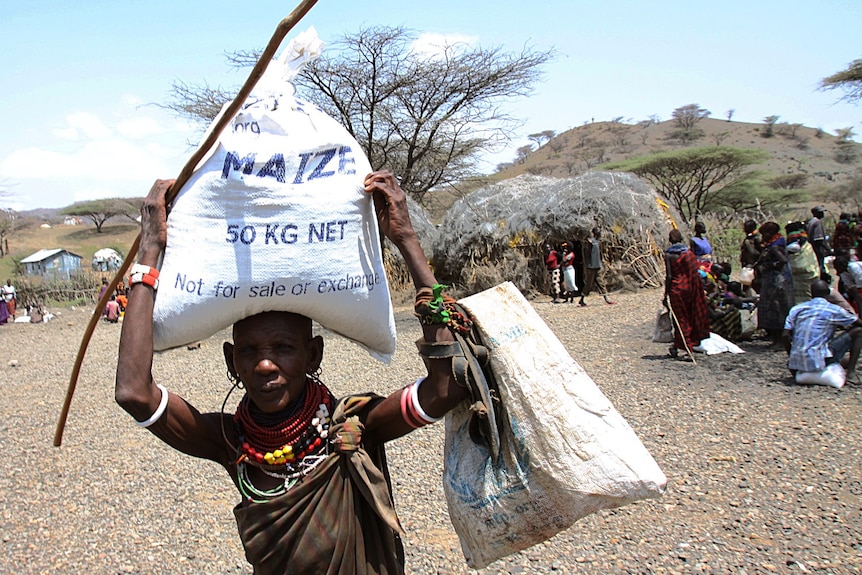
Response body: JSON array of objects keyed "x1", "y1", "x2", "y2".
[{"x1": 431, "y1": 172, "x2": 682, "y2": 296}]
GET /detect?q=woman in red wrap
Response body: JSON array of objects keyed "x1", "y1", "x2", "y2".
[{"x1": 664, "y1": 228, "x2": 710, "y2": 359}]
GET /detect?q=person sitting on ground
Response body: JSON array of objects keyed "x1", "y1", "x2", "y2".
[
  {"x1": 104, "y1": 295, "x2": 121, "y2": 323},
  {"x1": 28, "y1": 302, "x2": 44, "y2": 324},
  {"x1": 115, "y1": 173, "x2": 471, "y2": 574},
  {"x1": 708, "y1": 276, "x2": 758, "y2": 343},
  {"x1": 783, "y1": 279, "x2": 862, "y2": 384},
  {"x1": 115, "y1": 282, "x2": 128, "y2": 311},
  {"x1": 579, "y1": 227, "x2": 615, "y2": 306}
]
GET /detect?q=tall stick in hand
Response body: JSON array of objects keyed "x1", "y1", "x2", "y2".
[{"x1": 53, "y1": 0, "x2": 320, "y2": 446}]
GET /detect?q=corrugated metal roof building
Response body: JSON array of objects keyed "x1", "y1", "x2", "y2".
[{"x1": 20, "y1": 249, "x2": 83, "y2": 279}]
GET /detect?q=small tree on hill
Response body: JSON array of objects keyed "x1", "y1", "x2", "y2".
[
  {"x1": 602, "y1": 146, "x2": 769, "y2": 220},
  {"x1": 761, "y1": 115, "x2": 780, "y2": 138},
  {"x1": 669, "y1": 103, "x2": 710, "y2": 143},
  {"x1": 835, "y1": 127, "x2": 858, "y2": 164},
  {"x1": 61, "y1": 199, "x2": 137, "y2": 233},
  {"x1": 527, "y1": 130, "x2": 556, "y2": 148},
  {"x1": 821, "y1": 58, "x2": 862, "y2": 104},
  {"x1": 514, "y1": 144, "x2": 534, "y2": 164}
]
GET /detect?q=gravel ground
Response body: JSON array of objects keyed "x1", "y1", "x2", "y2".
[{"x1": 1, "y1": 288, "x2": 861, "y2": 575}]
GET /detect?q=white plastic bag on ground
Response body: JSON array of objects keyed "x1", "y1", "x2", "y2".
[
  {"x1": 444, "y1": 282, "x2": 667, "y2": 568},
  {"x1": 151, "y1": 28, "x2": 396, "y2": 361},
  {"x1": 795, "y1": 363, "x2": 845, "y2": 388}
]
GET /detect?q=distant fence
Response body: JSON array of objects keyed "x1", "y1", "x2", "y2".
[{"x1": 14, "y1": 271, "x2": 108, "y2": 307}]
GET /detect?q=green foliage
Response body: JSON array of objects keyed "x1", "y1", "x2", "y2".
[
  {"x1": 711, "y1": 173, "x2": 808, "y2": 213},
  {"x1": 601, "y1": 146, "x2": 769, "y2": 221}
]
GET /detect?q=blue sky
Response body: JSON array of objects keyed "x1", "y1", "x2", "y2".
[{"x1": 1, "y1": 0, "x2": 859, "y2": 211}]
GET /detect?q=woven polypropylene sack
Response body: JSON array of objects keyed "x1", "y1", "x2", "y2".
[
  {"x1": 443, "y1": 282, "x2": 667, "y2": 568},
  {"x1": 151, "y1": 30, "x2": 395, "y2": 361}
]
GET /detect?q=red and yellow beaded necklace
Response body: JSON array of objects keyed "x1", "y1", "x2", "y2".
[{"x1": 235, "y1": 377, "x2": 334, "y2": 467}]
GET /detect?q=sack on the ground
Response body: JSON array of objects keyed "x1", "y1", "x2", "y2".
[
  {"x1": 652, "y1": 306, "x2": 673, "y2": 343},
  {"x1": 795, "y1": 363, "x2": 845, "y2": 388},
  {"x1": 151, "y1": 29, "x2": 396, "y2": 361},
  {"x1": 740, "y1": 266, "x2": 755, "y2": 286},
  {"x1": 444, "y1": 282, "x2": 667, "y2": 569},
  {"x1": 740, "y1": 307, "x2": 757, "y2": 340}
]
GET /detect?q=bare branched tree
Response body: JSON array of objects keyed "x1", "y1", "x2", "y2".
[{"x1": 161, "y1": 26, "x2": 552, "y2": 206}]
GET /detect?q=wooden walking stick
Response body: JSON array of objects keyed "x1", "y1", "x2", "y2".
[
  {"x1": 667, "y1": 300, "x2": 697, "y2": 365},
  {"x1": 53, "y1": 0, "x2": 320, "y2": 447}
]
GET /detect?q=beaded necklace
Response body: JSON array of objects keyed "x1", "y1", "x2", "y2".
[{"x1": 233, "y1": 377, "x2": 335, "y2": 502}]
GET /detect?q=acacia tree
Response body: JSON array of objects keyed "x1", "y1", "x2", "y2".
[
  {"x1": 602, "y1": 146, "x2": 769, "y2": 220},
  {"x1": 669, "y1": 103, "x2": 710, "y2": 143},
  {"x1": 527, "y1": 130, "x2": 556, "y2": 148},
  {"x1": 61, "y1": 199, "x2": 138, "y2": 233},
  {"x1": 165, "y1": 26, "x2": 552, "y2": 206},
  {"x1": 821, "y1": 59, "x2": 862, "y2": 104}
]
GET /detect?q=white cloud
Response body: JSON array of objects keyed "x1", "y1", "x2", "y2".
[
  {"x1": 1, "y1": 139, "x2": 172, "y2": 181},
  {"x1": 411, "y1": 32, "x2": 477, "y2": 58},
  {"x1": 117, "y1": 117, "x2": 166, "y2": 139},
  {"x1": 51, "y1": 112, "x2": 113, "y2": 141}
]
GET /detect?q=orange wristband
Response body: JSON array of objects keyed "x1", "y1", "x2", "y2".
[{"x1": 130, "y1": 264, "x2": 160, "y2": 290}]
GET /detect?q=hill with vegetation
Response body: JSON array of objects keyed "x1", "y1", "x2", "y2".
[
  {"x1": 488, "y1": 116, "x2": 860, "y2": 220},
  {"x1": 2, "y1": 114, "x2": 860, "y2": 280}
]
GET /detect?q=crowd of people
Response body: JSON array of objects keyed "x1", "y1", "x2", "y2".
[{"x1": 661, "y1": 206, "x2": 862, "y2": 388}]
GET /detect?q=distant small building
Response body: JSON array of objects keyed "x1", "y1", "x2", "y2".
[
  {"x1": 21, "y1": 248, "x2": 84, "y2": 279},
  {"x1": 92, "y1": 248, "x2": 123, "y2": 272}
]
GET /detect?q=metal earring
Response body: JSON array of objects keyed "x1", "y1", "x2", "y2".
[{"x1": 227, "y1": 369, "x2": 244, "y2": 390}]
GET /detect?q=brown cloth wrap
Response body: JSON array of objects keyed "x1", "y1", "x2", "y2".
[{"x1": 234, "y1": 394, "x2": 406, "y2": 575}]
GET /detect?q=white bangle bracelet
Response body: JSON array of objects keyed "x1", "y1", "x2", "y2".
[
  {"x1": 410, "y1": 377, "x2": 443, "y2": 424},
  {"x1": 135, "y1": 384, "x2": 169, "y2": 428}
]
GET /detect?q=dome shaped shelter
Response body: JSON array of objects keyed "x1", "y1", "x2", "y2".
[{"x1": 432, "y1": 172, "x2": 682, "y2": 296}]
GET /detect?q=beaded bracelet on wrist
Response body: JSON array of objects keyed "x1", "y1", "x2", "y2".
[{"x1": 414, "y1": 283, "x2": 472, "y2": 335}]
